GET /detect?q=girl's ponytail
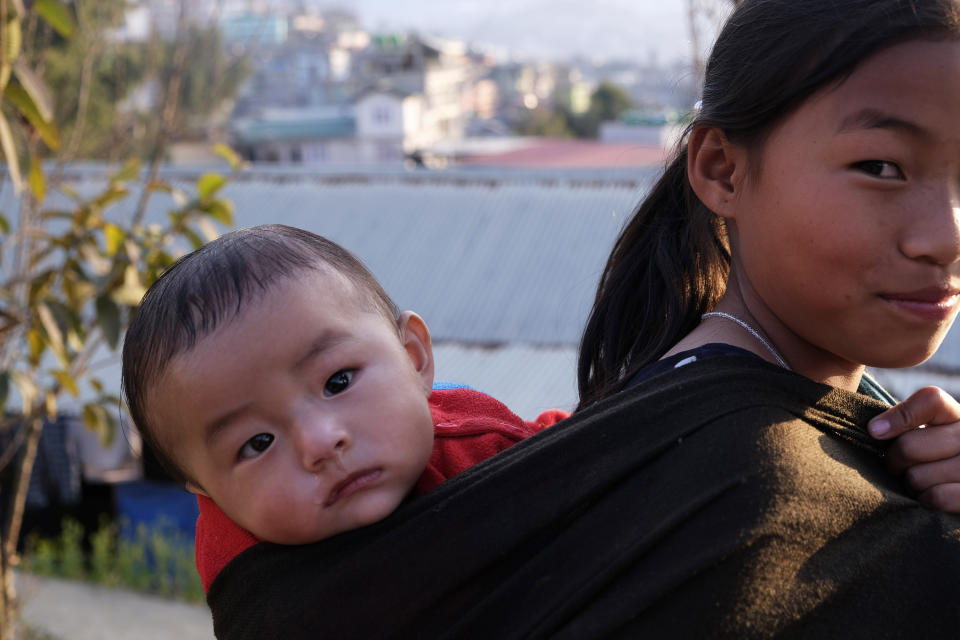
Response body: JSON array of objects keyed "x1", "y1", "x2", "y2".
[{"x1": 577, "y1": 145, "x2": 728, "y2": 409}]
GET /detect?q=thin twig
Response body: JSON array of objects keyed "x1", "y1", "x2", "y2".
[{"x1": 132, "y1": 0, "x2": 189, "y2": 227}]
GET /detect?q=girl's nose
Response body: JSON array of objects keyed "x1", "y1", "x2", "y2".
[{"x1": 900, "y1": 185, "x2": 960, "y2": 266}]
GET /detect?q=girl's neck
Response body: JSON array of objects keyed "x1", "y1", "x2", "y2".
[{"x1": 664, "y1": 275, "x2": 866, "y2": 392}]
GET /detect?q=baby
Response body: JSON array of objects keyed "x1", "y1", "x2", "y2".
[
  {"x1": 121, "y1": 224, "x2": 564, "y2": 591},
  {"x1": 122, "y1": 224, "x2": 960, "y2": 594}
]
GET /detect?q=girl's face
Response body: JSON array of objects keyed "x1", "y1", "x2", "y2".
[{"x1": 728, "y1": 38, "x2": 960, "y2": 375}]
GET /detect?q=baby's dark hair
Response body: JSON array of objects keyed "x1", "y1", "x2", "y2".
[
  {"x1": 577, "y1": 0, "x2": 960, "y2": 410},
  {"x1": 121, "y1": 224, "x2": 400, "y2": 484}
]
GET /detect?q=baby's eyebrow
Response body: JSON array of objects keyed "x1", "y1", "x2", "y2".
[
  {"x1": 292, "y1": 330, "x2": 353, "y2": 371},
  {"x1": 836, "y1": 107, "x2": 929, "y2": 139},
  {"x1": 203, "y1": 404, "x2": 252, "y2": 447}
]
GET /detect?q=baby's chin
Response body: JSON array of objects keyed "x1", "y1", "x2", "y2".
[{"x1": 259, "y1": 494, "x2": 407, "y2": 546}]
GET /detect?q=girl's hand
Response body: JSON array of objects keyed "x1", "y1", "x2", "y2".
[{"x1": 868, "y1": 386, "x2": 960, "y2": 513}]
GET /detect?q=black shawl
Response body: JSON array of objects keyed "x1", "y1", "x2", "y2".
[{"x1": 208, "y1": 355, "x2": 960, "y2": 639}]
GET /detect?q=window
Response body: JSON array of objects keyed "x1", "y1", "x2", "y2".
[{"x1": 374, "y1": 106, "x2": 392, "y2": 125}]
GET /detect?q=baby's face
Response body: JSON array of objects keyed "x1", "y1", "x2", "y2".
[{"x1": 149, "y1": 269, "x2": 435, "y2": 544}]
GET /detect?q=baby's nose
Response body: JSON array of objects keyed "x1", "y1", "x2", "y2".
[{"x1": 296, "y1": 418, "x2": 351, "y2": 470}]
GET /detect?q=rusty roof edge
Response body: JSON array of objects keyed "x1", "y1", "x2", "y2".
[{"x1": 46, "y1": 162, "x2": 658, "y2": 192}]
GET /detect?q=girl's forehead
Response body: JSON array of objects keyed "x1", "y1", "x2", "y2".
[{"x1": 767, "y1": 39, "x2": 960, "y2": 144}]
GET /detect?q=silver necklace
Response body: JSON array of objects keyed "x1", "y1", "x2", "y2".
[{"x1": 701, "y1": 311, "x2": 791, "y2": 370}]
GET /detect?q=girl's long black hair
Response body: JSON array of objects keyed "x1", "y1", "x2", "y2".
[{"x1": 577, "y1": 0, "x2": 960, "y2": 409}]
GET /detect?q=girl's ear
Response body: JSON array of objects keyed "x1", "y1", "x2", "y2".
[
  {"x1": 687, "y1": 126, "x2": 748, "y2": 220},
  {"x1": 398, "y1": 311, "x2": 435, "y2": 396}
]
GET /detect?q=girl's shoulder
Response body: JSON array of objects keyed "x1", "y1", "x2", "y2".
[
  {"x1": 626, "y1": 343, "x2": 894, "y2": 405},
  {"x1": 625, "y1": 343, "x2": 767, "y2": 390}
]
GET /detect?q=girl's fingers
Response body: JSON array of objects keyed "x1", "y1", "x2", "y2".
[
  {"x1": 886, "y1": 424, "x2": 960, "y2": 472},
  {"x1": 900, "y1": 455, "x2": 960, "y2": 492},
  {"x1": 918, "y1": 483, "x2": 960, "y2": 514},
  {"x1": 869, "y1": 386, "x2": 960, "y2": 440}
]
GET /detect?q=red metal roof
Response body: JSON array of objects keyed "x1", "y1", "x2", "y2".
[{"x1": 458, "y1": 139, "x2": 667, "y2": 168}]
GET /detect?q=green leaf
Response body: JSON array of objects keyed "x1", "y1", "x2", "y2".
[
  {"x1": 4, "y1": 16, "x2": 21, "y2": 68},
  {"x1": 213, "y1": 143, "x2": 243, "y2": 169},
  {"x1": 92, "y1": 185, "x2": 130, "y2": 210},
  {"x1": 0, "y1": 372, "x2": 9, "y2": 409},
  {"x1": 112, "y1": 158, "x2": 141, "y2": 183},
  {"x1": 83, "y1": 403, "x2": 116, "y2": 447},
  {"x1": 12, "y1": 60, "x2": 53, "y2": 122},
  {"x1": 28, "y1": 155, "x2": 45, "y2": 202},
  {"x1": 183, "y1": 226, "x2": 204, "y2": 250},
  {"x1": 44, "y1": 391, "x2": 57, "y2": 418},
  {"x1": 104, "y1": 222, "x2": 124, "y2": 256},
  {"x1": 58, "y1": 183, "x2": 80, "y2": 201},
  {"x1": 35, "y1": 0, "x2": 75, "y2": 38},
  {"x1": 11, "y1": 371, "x2": 37, "y2": 413},
  {"x1": 5, "y1": 82, "x2": 59, "y2": 149},
  {"x1": 0, "y1": 213, "x2": 9, "y2": 234},
  {"x1": 0, "y1": 63, "x2": 10, "y2": 95},
  {"x1": 196, "y1": 173, "x2": 227, "y2": 200},
  {"x1": 203, "y1": 198, "x2": 234, "y2": 225},
  {"x1": 36, "y1": 302, "x2": 65, "y2": 356},
  {"x1": 95, "y1": 295, "x2": 120, "y2": 349},
  {"x1": 27, "y1": 327, "x2": 44, "y2": 363},
  {"x1": 83, "y1": 402, "x2": 104, "y2": 432},
  {"x1": 0, "y1": 111, "x2": 23, "y2": 191},
  {"x1": 89, "y1": 378, "x2": 103, "y2": 393},
  {"x1": 146, "y1": 180, "x2": 172, "y2": 194},
  {"x1": 52, "y1": 369, "x2": 78, "y2": 397},
  {"x1": 110, "y1": 265, "x2": 147, "y2": 306}
]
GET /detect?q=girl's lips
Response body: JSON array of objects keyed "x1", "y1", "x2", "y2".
[
  {"x1": 880, "y1": 292, "x2": 960, "y2": 322},
  {"x1": 324, "y1": 469, "x2": 382, "y2": 507}
]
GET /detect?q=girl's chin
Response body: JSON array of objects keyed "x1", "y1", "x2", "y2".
[{"x1": 864, "y1": 343, "x2": 945, "y2": 370}]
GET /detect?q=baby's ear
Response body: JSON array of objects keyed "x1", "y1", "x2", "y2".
[
  {"x1": 398, "y1": 311, "x2": 435, "y2": 395},
  {"x1": 185, "y1": 481, "x2": 209, "y2": 497}
]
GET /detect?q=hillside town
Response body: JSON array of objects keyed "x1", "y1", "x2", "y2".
[{"x1": 116, "y1": 1, "x2": 695, "y2": 167}]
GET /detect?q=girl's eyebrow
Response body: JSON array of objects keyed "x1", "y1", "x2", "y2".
[{"x1": 837, "y1": 107, "x2": 929, "y2": 139}]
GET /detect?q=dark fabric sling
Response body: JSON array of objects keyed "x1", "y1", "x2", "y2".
[{"x1": 208, "y1": 355, "x2": 960, "y2": 639}]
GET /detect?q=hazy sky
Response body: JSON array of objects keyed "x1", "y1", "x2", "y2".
[{"x1": 323, "y1": 0, "x2": 729, "y2": 64}]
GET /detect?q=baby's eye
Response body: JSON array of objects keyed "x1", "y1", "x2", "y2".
[
  {"x1": 853, "y1": 160, "x2": 905, "y2": 180},
  {"x1": 238, "y1": 433, "x2": 274, "y2": 460},
  {"x1": 324, "y1": 369, "x2": 354, "y2": 397}
]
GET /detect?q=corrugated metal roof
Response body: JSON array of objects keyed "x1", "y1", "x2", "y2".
[
  {"x1": 39, "y1": 165, "x2": 655, "y2": 347},
  {"x1": 433, "y1": 343, "x2": 578, "y2": 418}
]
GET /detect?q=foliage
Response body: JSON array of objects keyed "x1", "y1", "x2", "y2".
[
  {"x1": 39, "y1": 3, "x2": 250, "y2": 160},
  {"x1": 587, "y1": 82, "x2": 635, "y2": 126},
  {"x1": 516, "y1": 82, "x2": 635, "y2": 139},
  {"x1": 516, "y1": 106, "x2": 575, "y2": 138},
  {"x1": 0, "y1": 157, "x2": 238, "y2": 440},
  {"x1": 0, "y1": 1, "x2": 241, "y2": 636},
  {"x1": 23, "y1": 517, "x2": 204, "y2": 603}
]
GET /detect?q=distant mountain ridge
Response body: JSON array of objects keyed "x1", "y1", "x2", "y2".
[{"x1": 341, "y1": 0, "x2": 693, "y2": 62}]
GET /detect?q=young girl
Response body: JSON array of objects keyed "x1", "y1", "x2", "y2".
[
  {"x1": 577, "y1": 0, "x2": 960, "y2": 511},
  {"x1": 206, "y1": 2, "x2": 960, "y2": 638}
]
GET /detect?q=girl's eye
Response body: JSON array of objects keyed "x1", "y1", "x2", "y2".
[
  {"x1": 853, "y1": 160, "x2": 905, "y2": 180},
  {"x1": 239, "y1": 433, "x2": 274, "y2": 460},
  {"x1": 324, "y1": 369, "x2": 354, "y2": 397}
]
